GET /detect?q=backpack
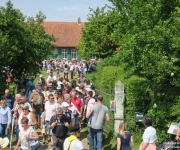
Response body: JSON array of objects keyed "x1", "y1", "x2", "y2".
[
  {"x1": 55, "y1": 115, "x2": 68, "y2": 138},
  {"x1": 64, "y1": 110, "x2": 72, "y2": 121}
]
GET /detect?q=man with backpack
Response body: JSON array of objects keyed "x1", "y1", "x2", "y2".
[
  {"x1": 86, "y1": 95, "x2": 110, "y2": 150},
  {"x1": 48, "y1": 107, "x2": 70, "y2": 150},
  {"x1": 29, "y1": 86, "x2": 45, "y2": 128},
  {"x1": 63, "y1": 126, "x2": 84, "y2": 150}
]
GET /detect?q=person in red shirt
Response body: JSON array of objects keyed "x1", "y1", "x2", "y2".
[{"x1": 70, "y1": 91, "x2": 83, "y2": 126}]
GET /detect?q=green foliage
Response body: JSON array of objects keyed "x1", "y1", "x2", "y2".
[
  {"x1": 0, "y1": 1, "x2": 56, "y2": 92},
  {"x1": 170, "y1": 96, "x2": 180, "y2": 121},
  {"x1": 77, "y1": 6, "x2": 120, "y2": 59},
  {"x1": 82, "y1": 0, "x2": 180, "y2": 147},
  {"x1": 147, "y1": 101, "x2": 172, "y2": 144},
  {"x1": 100, "y1": 66, "x2": 120, "y2": 91}
]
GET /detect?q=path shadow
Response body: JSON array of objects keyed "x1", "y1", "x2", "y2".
[{"x1": 103, "y1": 130, "x2": 116, "y2": 150}]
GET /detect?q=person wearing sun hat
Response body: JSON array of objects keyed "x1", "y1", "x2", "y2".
[
  {"x1": 62, "y1": 102, "x2": 74, "y2": 127},
  {"x1": 63, "y1": 126, "x2": 84, "y2": 150},
  {"x1": 0, "y1": 137, "x2": 9, "y2": 150}
]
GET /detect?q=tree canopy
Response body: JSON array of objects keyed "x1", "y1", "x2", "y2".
[
  {"x1": 84, "y1": 0, "x2": 180, "y2": 144},
  {"x1": 0, "y1": 1, "x2": 56, "y2": 91},
  {"x1": 77, "y1": 6, "x2": 120, "y2": 59}
]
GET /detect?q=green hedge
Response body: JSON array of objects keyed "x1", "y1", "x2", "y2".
[{"x1": 87, "y1": 57, "x2": 180, "y2": 148}]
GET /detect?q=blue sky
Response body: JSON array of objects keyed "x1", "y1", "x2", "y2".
[{"x1": 0, "y1": 0, "x2": 112, "y2": 22}]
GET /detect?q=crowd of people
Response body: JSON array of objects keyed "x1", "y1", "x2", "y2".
[
  {"x1": 41, "y1": 59, "x2": 97, "y2": 79},
  {"x1": 0, "y1": 65, "x2": 111, "y2": 150},
  {"x1": 0, "y1": 58, "x2": 160, "y2": 150}
]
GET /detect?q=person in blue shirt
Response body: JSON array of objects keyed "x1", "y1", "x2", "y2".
[
  {"x1": 1, "y1": 89, "x2": 14, "y2": 109},
  {"x1": 0, "y1": 100, "x2": 12, "y2": 139}
]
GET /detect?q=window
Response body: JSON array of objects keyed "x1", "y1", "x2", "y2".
[
  {"x1": 91, "y1": 55, "x2": 96, "y2": 59},
  {"x1": 62, "y1": 49, "x2": 68, "y2": 59},
  {"x1": 53, "y1": 49, "x2": 58, "y2": 54},
  {"x1": 71, "y1": 49, "x2": 77, "y2": 59}
]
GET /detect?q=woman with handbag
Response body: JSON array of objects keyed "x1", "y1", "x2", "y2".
[
  {"x1": 15, "y1": 103, "x2": 37, "y2": 149},
  {"x1": 15, "y1": 117, "x2": 40, "y2": 150}
]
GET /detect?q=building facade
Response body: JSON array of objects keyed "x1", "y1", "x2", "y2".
[{"x1": 43, "y1": 18, "x2": 84, "y2": 60}]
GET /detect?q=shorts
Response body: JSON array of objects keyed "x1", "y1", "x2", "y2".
[
  {"x1": 45, "y1": 121, "x2": 52, "y2": 135},
  {"x1": 41, "y1": 126, "x2": 48, "y2": 135}
]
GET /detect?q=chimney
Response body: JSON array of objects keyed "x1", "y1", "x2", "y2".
[{"x1": 77, "y1": 17, "x2": 81, "y2": 24}]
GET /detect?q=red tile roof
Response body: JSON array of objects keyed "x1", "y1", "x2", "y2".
[{"x1": 42, "y1": 21, "x2": 84, "y2": 47}]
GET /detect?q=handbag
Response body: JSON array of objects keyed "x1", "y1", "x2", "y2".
[
  {"x1": 30, "y1": 141, "x2": 41, "y2": 150},
  {"x1": 28, "y1": 128, "x2": 41, "y2": 150}
]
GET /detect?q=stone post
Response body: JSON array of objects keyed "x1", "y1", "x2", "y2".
[{"x1": 114, "y1": 81, "x2": 124, "y2": 134}]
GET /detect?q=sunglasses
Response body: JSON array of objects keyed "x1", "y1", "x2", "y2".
[
  {"x1": 22, "y1": 109, "x2": 28, "y2": 110},
  {"x1": 21, "y1": 122, "x2": 27, "y2": 125},
  {"x1": 57, "y1": 114, "x2": 63, "y2": 115},
  {"x1": 18, "y1": 103, "x2": 23, "y2": 104}
]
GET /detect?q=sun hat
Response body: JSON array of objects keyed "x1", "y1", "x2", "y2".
[
  {"x1": 69, "y1": 126, "x2": 81, "y2": 133},
  {"x1": 0, "y1": 137, "x2": 9, "y2": 148},
  {"x1": 75, "y1": 87, "x2": 83, "y2": 93},
  {"x1": 61, "y1": 102, "x2": 69, "y2": 107}
]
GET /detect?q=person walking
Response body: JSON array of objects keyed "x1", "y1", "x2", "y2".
[
  {"x1": 0, "y1": 100, "x2": 12, "y2": 139},
  {"x1": 48, "y1": 107, "x2": 70, "y2": 150},
  {"x1": 64, "y1": 64, "x2": 69, "y2": 79},
  {"x1": 139, "y1": 116, "x2": 157, "y2": 150},
  {"x1": 70, "y1": 91, "x2": 83, "y2": 126},
  {"x1": 117, "y1": 122, "x2": 134, "y2": 150},
  {"x1": 1, "y1": 89, "x2": 14, "y2": 109},
  {"x1": 29, "y1": 86, "x2": 45, "y2": 128},
  {"x1": 16, "y1": 103, "x2": 37, "y2": 144},
  {"x1": 63, "y1": 126, "x2": 84, "y2": 150},
  {"x1": 86, "y1": 95, "x2": 110, "y2": 150},
  {"x1": 44, "y1": 94, "x2": 59, "y2": 147},
  {"x1": 15, "y1": 117, "x2": 39, "y2": 150}
]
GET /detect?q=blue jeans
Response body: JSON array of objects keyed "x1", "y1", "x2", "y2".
[
  {"x1": 16, "y1": 125, "x2": 19, "y2": 142},
  {"x1": 75, "y1": 115, "x2": 80, "y2": 125},
  {"x1": 89, "y1": 128, "x2": 103, "y2": 150},
  {"x1": 0, "y1": 124, "x2": 10, "y2": 139},
  {"x1": 45, "y1": 121, "x2": 52, "y2": 135}
]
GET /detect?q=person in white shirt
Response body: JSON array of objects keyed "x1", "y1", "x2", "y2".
[
  {"x1": 47, "y1": 72, "x2": 57, "y2": 84},
  {"x1": 70, "y1": 63, "x2": 75, "y2": 79},
  {"x1": 44, "y1": 94, "x2": 59, "y2": 146},
  {"x1": 139, "y1": 116, "x2": 157, "y2": 150},
  {"x1": 57, "y1": 77, "x2": 64, "y2": 91}
]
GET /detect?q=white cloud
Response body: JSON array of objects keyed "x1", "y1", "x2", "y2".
[{"x1": 55, "y1": 5, "x2": 80, "y2": 12}]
